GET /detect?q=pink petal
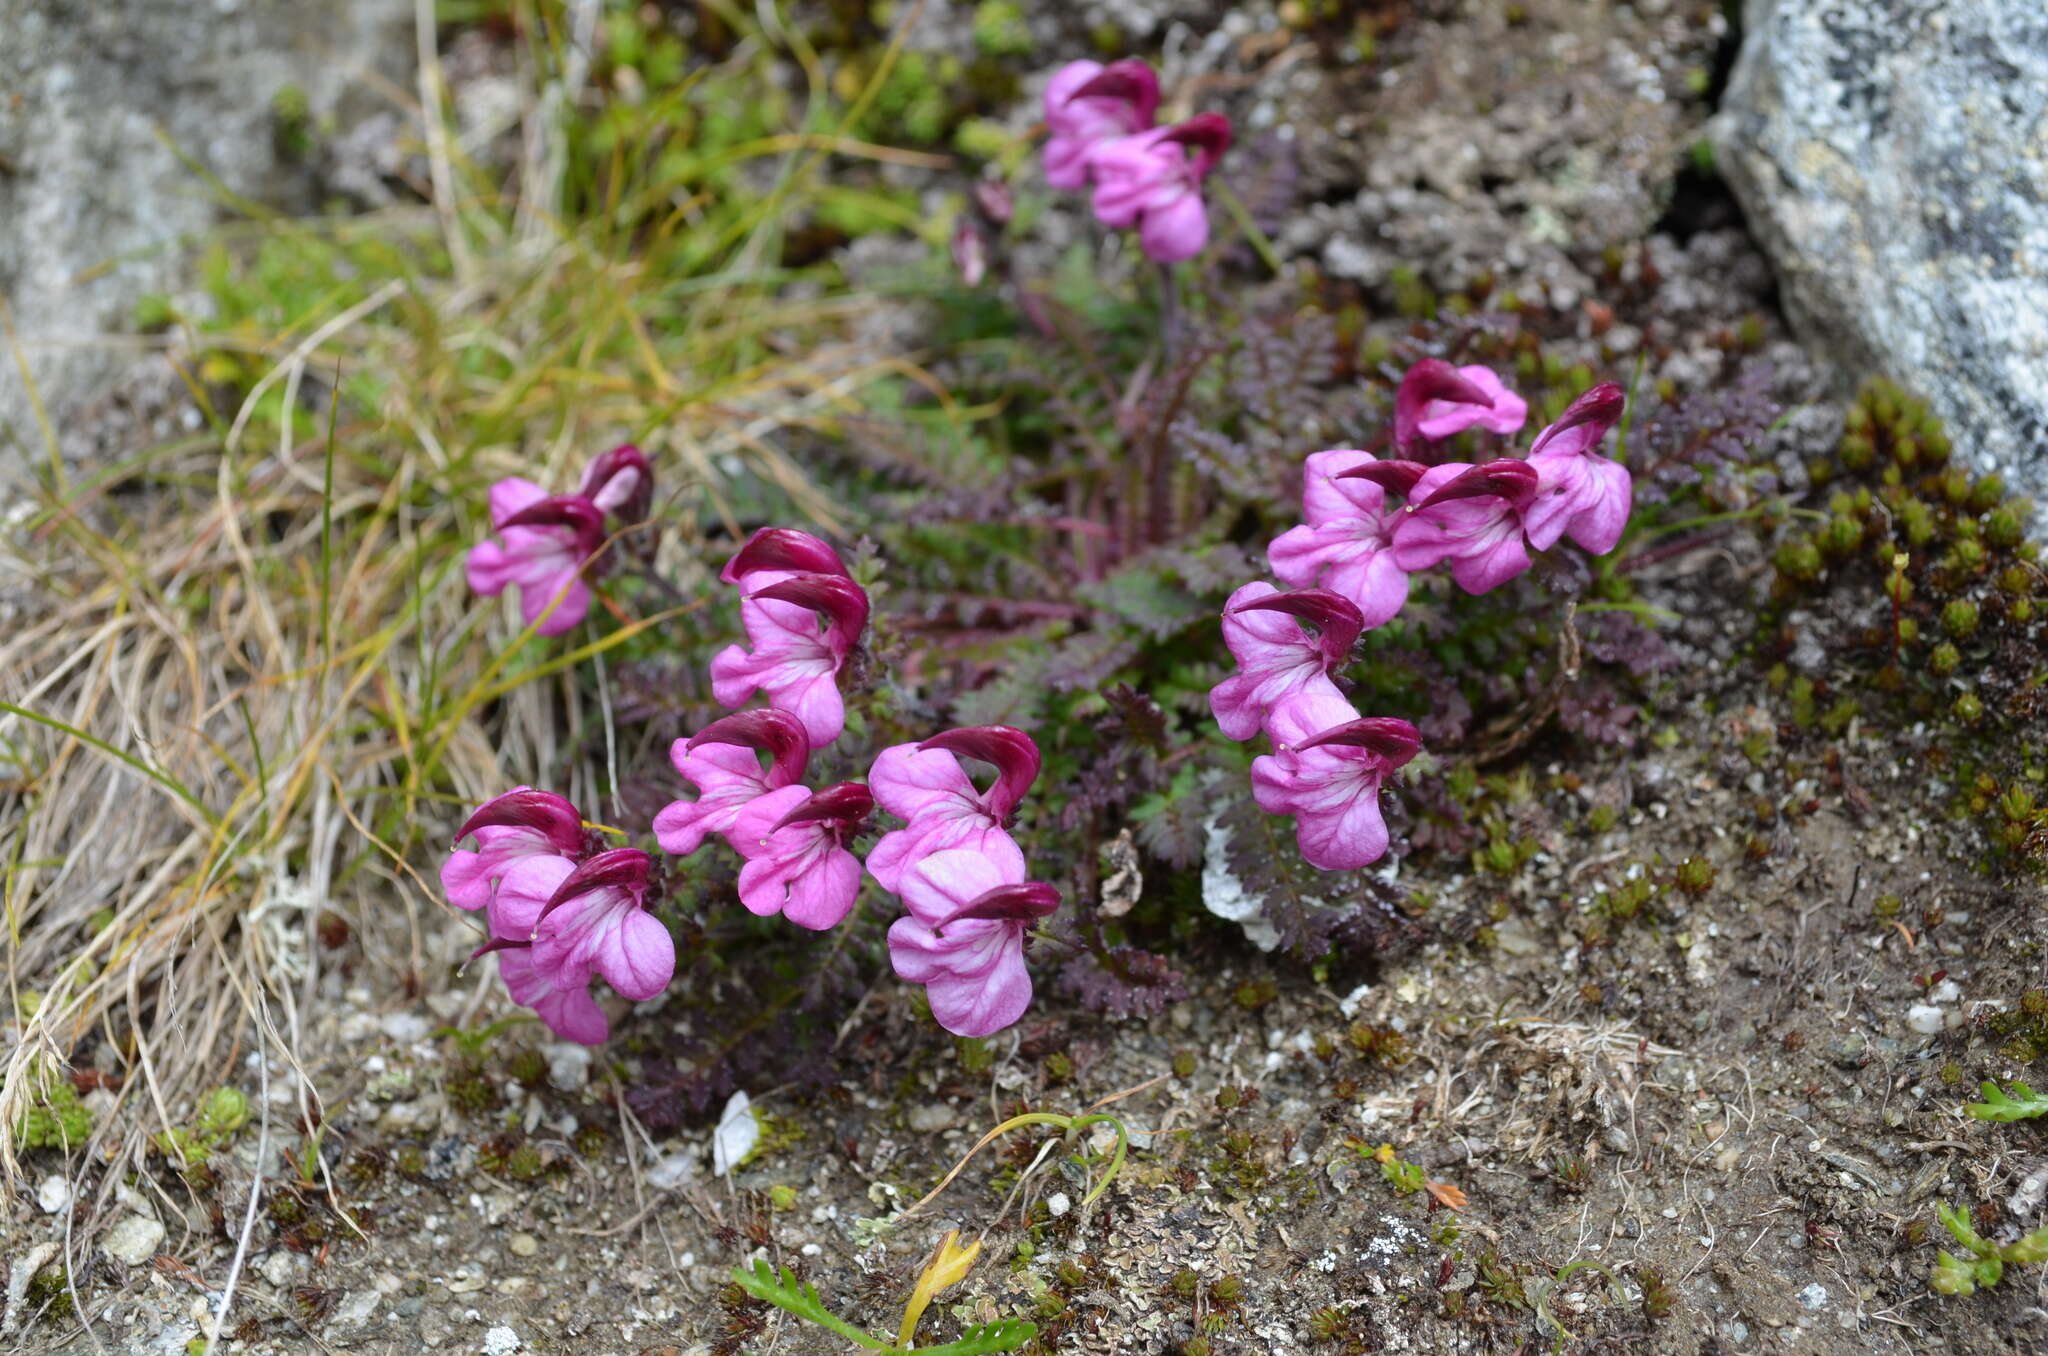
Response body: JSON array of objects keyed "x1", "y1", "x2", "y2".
[
  {"x1": 487, "y1": 477, "x2": 551, "y2": 526},
  {"x1": 1567, "y1": 458, "x2": 1633, "y2": 555},
  {"x1": 771, "y1": 668, "x2": 846, "y2": 746},
  {"x1": 869, "y1": 743, "x2": 981, "y2": 822},
  {"x1": 488, "y1": 854, "x2": 577, "y2": 942},
  {"x1": 1208, "y1": 672, "x2": 1268, "y2": 742},
  {"x1": 1293, "y1": 782, "x2": 1392, "y2": 870},
  {"x1": 441, "y1": 849, "x2": 492, "y2": 912},
  {"x1": 709, "y1": 643, "x2": 770, "y2": 708},
  {"x1": 1300, "y1": 450, "x2": 1386, "y2": 527},
  {"x1": 730, "y1": 786, "x2": 813, "y2": 858},
  {"x1": 533, "y1": 982, "x2": 609, "y2": 1045},
  {"x1": 1139, "y1": 190, "x2": 1208, "y2": 263},
  {"x1": 1264, "y1": 690, "x2": 1361, "y2": 748},
  {"x1": 1321, "y1": 549, "x2": 1410, "y2": 630},
  {"x1": 923, "y1": 937, "x2": 1032, "y2": 1037},
  {"x1": 595, "y1": 908, "x2": 675, "y2": 1001},
  {"x1": 466, "y1": 540, "x2": 519, "y2": 597},
  {"x1": 1520, "y1": 451, "x2": 1583, "y2": 552},
  {"x1": 1266, "y1": 523, "x2": 1331, "y2": 588},
  {"x1": 652, "y1": 795, "x2": 730, "y2": 857},
  {"x1": 520, "y1": 572, "x2": 590, "y2": 635},
  {"x1": 1446, "y1": 523, "x2": 1531, "y2": 594},
  {"x1": 899, "y1": 845, "x2": 1021, "y2": 923},
  {"x1": 782, "y1": 848, "x2": 862, "y2": 930}
]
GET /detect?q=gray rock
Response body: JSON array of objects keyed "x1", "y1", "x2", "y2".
[
  {"x1": 1713, "y1": 2, "x2": 2048, "y2": 515},
  {"x1": 0, "y1": 0, "x2": 412, "y2": 485},
  {"x1": 100, "y1": 1212, "x2": 166, "y2": 1266}
]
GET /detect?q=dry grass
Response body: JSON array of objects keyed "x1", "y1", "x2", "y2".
[{"x1": 0, "y1": 0, "x2": 941, "y2": 1245}]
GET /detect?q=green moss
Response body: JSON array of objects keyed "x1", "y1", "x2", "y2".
[
  {"x1": 13, "y1": 1067, "x2": 93, "y2": 1151},
  {"x1": 971, "y1": 1, "x2": 1034, "y2": 56}
]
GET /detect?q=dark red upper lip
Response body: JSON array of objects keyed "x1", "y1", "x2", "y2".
[
  {"x1": 1394, "y1": 359, "x2": 1496, "y2": 450},
  {"x1": 497, "y1": 495, "x2": 607, "y2": 553},
  {"x1": 1334, "y1": 459, "x2": 1430, "y2": 499},
  {"x1": 748, "y1": 572, "x2": 871, "y2": 640},
  {"x1": 936, "y1": 881, "x2": 1062, "y2": 929},
  {"x1": 722, "y1": 527, "x2": 850, "y2": 584},
  {"x1": 454, "y1": 788, "x2": 584, "y2": 853},
  {"x1": 1294, "y1": 716, "x2": 1423, "y2": 767},
  {"x1": 686, "y1": 708, "x2": 812, "y2": 782},
  {"x1": 1412, "y1": 458, "x2": 1540, "y2": 512},
  {"x1": 1530, "y1": 383, "x2": 1627, "y2": 459},
  {"x1": 770, "y1": 782, "x2": 875, "y2": 833},
  {"x1": 1230, "y1": 588, "x2": 1365, "y2": 665},
  {"x1": 918, "y1": 725, "x2": 1042, "y2": 818},
  {"x1": 536, "y1": 847, "x2": 652, "y2": 923}
]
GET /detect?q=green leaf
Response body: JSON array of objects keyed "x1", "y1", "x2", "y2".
[
  {"x1": 2001, "y1": 1227, "x2": 2048, "y2": 1266},
  {"x1": 910, "y1": 1318, "x2": 1039, "y2": 1355},
  {"x1": 1965, "y1": 1079, "x2": 2048, "y2": 1122},
  {"x1": 1937, "y1": 1201, "x2": 1993, "y2": 1258},
  {"x1": 729, "y1": 1259, "x2": 889, "y2": 1349},
  {"x1": 1932, "y1": 1249, "x2": 1977, "y2": 1297}
]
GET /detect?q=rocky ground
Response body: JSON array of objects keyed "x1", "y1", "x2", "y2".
[
  {"x1": 12, "y1": 600, "x2": 2043, "y2": 1356},
  {"x1": 6, "y1": 3, "x2": 2048, "y2": 1354}
]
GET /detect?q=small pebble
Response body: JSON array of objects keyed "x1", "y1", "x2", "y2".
[
  {"x1": 100, "y1": 1214, "x2": 165, "y2": 1266},
  {"x1": 909, "y1": 1103, "x2": 957, "y2": 1133},
  {"x1": 36, "y1": 1176, "x2": 70, "y2": 1214},
  {"x1": 508, "y1": 1233, "x2": 538, "y2": 1257}
]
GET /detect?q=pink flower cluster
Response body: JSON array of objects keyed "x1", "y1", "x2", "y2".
[
  {"x1": 1214, "y1": 362, "x2": 1630, "y2": 870},
  {"x1": 1040, "y1": 59, "x2": 1232, "y2": 264},
  {"x1": 467, "y1": 446, "x2": 652, "y2": 635},
  {"x1": 443, "y1": 788, "x2": 671, "y2": 1045},
  {"x1": 449, "y1": 529, "x2": 1060, "y2": 1043}
]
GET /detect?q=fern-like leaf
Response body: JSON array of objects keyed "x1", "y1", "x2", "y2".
[
  {"x1": 912, "y1": 1318, "x2": 1040, "y2": 1355},
  {"x1": 1966, "y1": 1080, "x2": 2048, "y2": 1122},
  {"x1": 729, "y1": 1259, "x2": 888, "y2": 1349}
]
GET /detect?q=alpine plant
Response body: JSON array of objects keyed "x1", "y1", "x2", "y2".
[{"x1": 1222, "y1": 362, "x2": 1632, "y2": 869}]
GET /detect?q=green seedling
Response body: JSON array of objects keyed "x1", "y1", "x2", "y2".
[
  {"x1": 154, "y1": 1085, "x2": 252, "y2": 1167},
  {"x1": 1930, "y1": 1202, "x2": 2048, "y2": 1296},
  {"x1": 1965, "y1": 1079, "x2": 2048, "y2": 1122},
  {"x1": 733, "y1": 1232, "x2": 1035, "y2": 1354},
  {"x1": 13, "y1": 1068, "x2": 93, "y2": 1151}
]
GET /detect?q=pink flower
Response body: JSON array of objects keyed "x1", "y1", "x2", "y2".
[
  {"x1": 865, "y1": 726, "x2": 1040, "y2": 893},
  {"x1": 479, "y1": 851, "x2": 576, "y2": 950},
  {"x1": 1042, "y1": 59, "x2": 1159, "y2": 190},
  {"x1": 1393, "y1": 360, "x2": 1528, "y2": 450},
  {"x1": 710, "y1": 571, "x2": 868, "y2": 746},
  {"x1": 953, "y1": 218, "x2": 989, "y2": 286},
  {"x1": 1389, "y1": 458, "x2": 1541, "y2": 594},
  {"x1": 720, "y1": 526, "x2": 850, "y2": 588},
  {"x1": 578, "y1": 444, "x2": 653, "y2": 524},
  {"x1": 973, "y1": 180, "x2": 1014, "y2": 225},
  {"x1": 887, "y1": 847, "x2": 1060, "y2": 1038},
  {"x1": 466, "y1": 480, "x2": 605, "y2": 635},
  {"x1": 652, "y1": 709, "x2": 811, "y2": 858},
  {"x1": 1521, "y1": 383, "x2": 1632, "y2": 555},
  {"x1": 441, "y1": 787, "x2": 585, "y2": 914},
  {"x1": 1087, "y1": 113, "x2": 1232, "y2": 264},
  {"x1": 1250, "y1": 717, "x2": 1422, "y2": 870},
  {"x1": 527, "y1": 848, "x2": 673, "y2": 1002},
  {"x1": 498, "y1": 946, "x2": 608, "y2": 1045},
  {"x1": 1265, "y1": 451, "x2": 1412, "y2": 627},
  {"x1": 1210, "y1": 583, "x2": 1363, "y2": 742},
  {"x1": 730, "y1": 782, "x2": 873, "y2": 930}
]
